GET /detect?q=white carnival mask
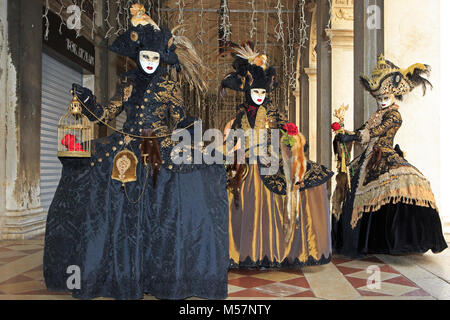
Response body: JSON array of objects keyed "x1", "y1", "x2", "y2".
[
  {"x1": 376, "y1": 94, "x2": 395, "y2": 109},
  {"x1": 139, "y1": 50, "x2": 160, "y2": 74},
  {"x1": 250, "y1": 88, "x2": 267, "y2": 105}
]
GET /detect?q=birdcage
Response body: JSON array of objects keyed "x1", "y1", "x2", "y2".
[{"x1": 57, "y1": 92, "x2": 93, "y2": 158}]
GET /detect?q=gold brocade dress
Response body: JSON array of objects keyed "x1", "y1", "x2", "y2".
[
  {"x1": 226, "y1": 102, "x2": 334, "y2": 268},
  {"x1": 332, "y1": 105, "x2": 448, "y2": 256}
]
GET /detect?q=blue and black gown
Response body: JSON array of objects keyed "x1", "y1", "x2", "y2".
[
  {"x1": 43, "y1": 68, "x2": 229, "y2": 300},
  {"x1": 332, "y1": 105, "x2": 447, "y2": 257}
]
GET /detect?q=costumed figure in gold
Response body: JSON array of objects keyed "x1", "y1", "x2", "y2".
[
  {"x1": 222, "y1": 43, "x2": 334, "y2": 268},
  {"x1": 332, "y1": 54, "x2": 448, "y2": 256}
]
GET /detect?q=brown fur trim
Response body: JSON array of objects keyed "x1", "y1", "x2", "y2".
[{"x1": 292, "y1": 133, "x2": 307, "y2": 187}]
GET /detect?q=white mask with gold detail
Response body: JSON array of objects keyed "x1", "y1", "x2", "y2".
[
  {"x1": 250, "y1": 88, "x2": 267, "y2": 105},
  {"x1": 375, "y1": 94, "x2": 395, "y2": 110},
  {"x1": 139, "y1": 51, "x2": 160, "y2": 75}
]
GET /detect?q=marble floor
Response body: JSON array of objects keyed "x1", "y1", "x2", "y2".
[{"x1": 0, "y1": 235, "x2": 449, "y2": 300}]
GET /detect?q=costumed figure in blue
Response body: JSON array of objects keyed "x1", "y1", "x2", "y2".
[
  {"x1": 43, "y1": 4, "x2": 229, "y2": 300},
  {"x1": 221, "y1": 43, "x2": 334, "y2": 268},
  {"x1": 332, "y1": 54, "x2": 447, "y2": 257}
]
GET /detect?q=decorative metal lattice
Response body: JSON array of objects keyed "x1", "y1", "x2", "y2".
[{"x1": 43, "y1": 0, "x2": 311, "y2": 131}]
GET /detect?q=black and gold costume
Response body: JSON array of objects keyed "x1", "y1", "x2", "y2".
[
  {"x1": 222, "y1": 44, "x2": 333, "y2": 268},
  {"x1": 332, "y1": 55, "x2": 447, "y2": 257},
  {"x1": 44, "y1": 5, "x2": 228, "y2": 300}
]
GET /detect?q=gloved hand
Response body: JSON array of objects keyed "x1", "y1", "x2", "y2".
[
  {"x1": 336, "y1": 133, "x2": 359, "y2": 144},
  {"x1": 71, "y1": 83, "x2": 103, "y2": 122},
  {"x1": 72, "y1": 83, "x2": 94, "y2": 103}
]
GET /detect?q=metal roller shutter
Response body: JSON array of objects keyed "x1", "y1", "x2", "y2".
[{"x1": 41, "y1": 54, "x2": 83, "y2": 211}]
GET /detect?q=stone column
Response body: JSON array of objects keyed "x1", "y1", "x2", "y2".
[
  {"x1": 0, "y1": 0, "x2": 47, "y2": 239},
  {"x1": 106, "y1": 1, "x2": 120, "y2": 136},
  {"x1": 293, "y1": 52, "x2": 301, "y2": 129},
  {"x1": 93, "y1": 0, "x2": 111, "y2": 138},
  {"x1": 354, "y1": 0, "x2": 384, "y2": 130},
  {"x1": 327, "y1": 0, "x2": 354, "y2": 131},
  {"x1": 90, "y1": 0, "x2": 120, "y2": 138},
  {"x1": 304, "y1": 67, "x2": 317, "y2": 162},
  {"x1": 297, "y1": 3, "x2": 315, "y2": 160},
  {"x1": 326, "y1": 0, "x2": 354, "y2": 195},
  {"x1": 316, "y1": 0, "x2": 332, "y2": 170},
  {"x1": 0, "y1": 0, "x2": 8, "y2": 236}
]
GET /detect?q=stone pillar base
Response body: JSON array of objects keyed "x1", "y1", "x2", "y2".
[{"x1": 0, "y1": 208, "x2": 47, "y2": 240}]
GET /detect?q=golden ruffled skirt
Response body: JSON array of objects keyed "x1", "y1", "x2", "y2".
[{"x1": 228, "y1": 165, "x2": 332, "y2": 268}]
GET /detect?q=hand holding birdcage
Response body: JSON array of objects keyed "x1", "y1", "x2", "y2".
[
  {"x1": 72, "y1": 83, "x2": 93, "y2": 101},
  {"x1": 71, "y1": 83, "x2": 107, "y2": 122},
  {"x1": 57, "y1": 90, "x2": 93, "y2": 158}
]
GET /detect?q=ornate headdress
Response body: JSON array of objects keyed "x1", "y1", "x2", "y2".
[
  {"x1": 221, "y1": 42, "x2": 277, "y2": 94},
  {"x1": 110, "y1": 4, "x2": 209, "y2": 92},
  {"x1": 360, "y1": 54, "x2": 432, "y2": 98}
]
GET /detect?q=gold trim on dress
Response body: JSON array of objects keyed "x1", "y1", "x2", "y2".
[
  {"x1": 123, "y1": 85, "x2": 133, "y2": 102},
  {"x1": 111, "y1": 149, "x2": 138, "y2": 184},
  {"x1": 351, "y1": 167, "x2": 438, "y2": 229}
]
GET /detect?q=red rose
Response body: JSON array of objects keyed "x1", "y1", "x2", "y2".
[
  {"x1": 331, "y1": 122, "x2": 341, "y2": 132},
  {"x1": 283, "y1": 123, "x2": 299, "y2": 136}
]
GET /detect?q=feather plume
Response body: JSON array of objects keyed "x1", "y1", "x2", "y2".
[
  {"x1": 403, "y1": 63, "x2": 430, "y2": 77},
  {"x1": 130, "y1": 4, "x2": 160, "y2": 30},
  {"x1": 403, "y1": 64, "x2": 433, "y2": 96},
  {"x1": 233, "y1": 43, "x2": 259, "y2": 61},
  {"x1": 170, "y1": 26, "x2": 210, "y2": 93},
  {"x1": 233, "y1": 42, "x2": 268, "y2": 70},
  {"x1": 359, "y1": 75, "x2": 372, "y2": 92}
]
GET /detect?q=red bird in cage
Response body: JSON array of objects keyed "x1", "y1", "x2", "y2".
[{"x1": 61, "y1": 134, "x2": 86, "y2": 152}]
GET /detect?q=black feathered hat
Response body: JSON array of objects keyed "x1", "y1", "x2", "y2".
[
  {"x1": 108, "y1": 4, "x2": 210, "y2": 92},
  {"x1": 109, "y1": 4, "x2": 178, "y2": 66},
  {"x1": 360, "y1": 54, "x2": 432, "y2": 98},
  {"x1": 221, "y1": 42, "x2": 278, "y2": 94}
]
